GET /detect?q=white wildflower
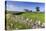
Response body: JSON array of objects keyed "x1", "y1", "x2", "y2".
[
  {"x1": 42, "y1": 23, "x2": 45, "y2": 27},
  {"x1": 16, "y1": 28, "x2": 19, "y2": 30},
  {"x1": 35, "y1": 20, "x2": 38, "y2": 24},
  {"x1": 30, "y1": 19, "x2": 32, "y2": 22},
  {"x1": 26, "y1": 18, "x2": 29, "y2": 21},
  {"x1": 11, "y1": 23, "x2": 13, "y2": 26},
  {"x1": 16, "y1": 16, "x2": 17, "y2": 18},
  {"x1": 38, "y1": 20, "x2": 41, "y2": 25}
]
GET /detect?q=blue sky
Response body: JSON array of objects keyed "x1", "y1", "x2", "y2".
[{"x1": 6, "y1": 1, "x2": 45, "y2": 12}]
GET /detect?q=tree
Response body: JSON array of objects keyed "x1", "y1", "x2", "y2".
[
  {"x1": 36, "y1": 7, "x2": 40, "y2": 12},
  {"x1": 24, "y1": 9, "x2": 29, "y2": 12},
  {"x1": 30, "y1": 10, "x2": 32, "y2": 12}
]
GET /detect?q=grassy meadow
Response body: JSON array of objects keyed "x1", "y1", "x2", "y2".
[{"x1": 5, "y1": 11, "x2": 45, "y2": 30}]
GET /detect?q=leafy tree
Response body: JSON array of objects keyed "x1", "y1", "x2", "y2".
[
  {"x1": 36, "y1": 7, "x2": 40, "y2": 12},
  {"x1": 30, "y1": 10, "x2": 32, "y2": 12},
  {"x1": 24, "y1": 9, "x2": 29, "y2": 12}
]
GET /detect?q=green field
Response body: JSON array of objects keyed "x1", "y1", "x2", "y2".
[
  {"x1": 5, "y1": 12, "x2": 45, "y2": 30},
  {"x1": 21, "y1": 12, "x2": 45, "y2": 23}
]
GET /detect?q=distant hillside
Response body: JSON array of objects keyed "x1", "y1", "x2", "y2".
[
  {"x1": 6, "y1": 10, "x2": 25, "y2": 15},
  {"x1": 5, "y1": 10, "x2": 45, "y2": 15}
]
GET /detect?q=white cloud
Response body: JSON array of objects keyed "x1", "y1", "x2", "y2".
[{"x1": 7, "y1": 5, "x2": 16, "y2": 11}]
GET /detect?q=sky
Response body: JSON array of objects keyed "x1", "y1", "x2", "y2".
[{"x1": 5, "y1": 1, "x2": 45, "y2": 12}]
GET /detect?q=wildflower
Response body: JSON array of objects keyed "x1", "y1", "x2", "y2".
[{"x1": 38, "y1": 20, "x2": 41, "y2": 25}]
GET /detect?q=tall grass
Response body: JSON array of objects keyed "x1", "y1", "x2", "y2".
[{"x1": 5, "y1": 12, "x2": 45, "y2": 30}]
